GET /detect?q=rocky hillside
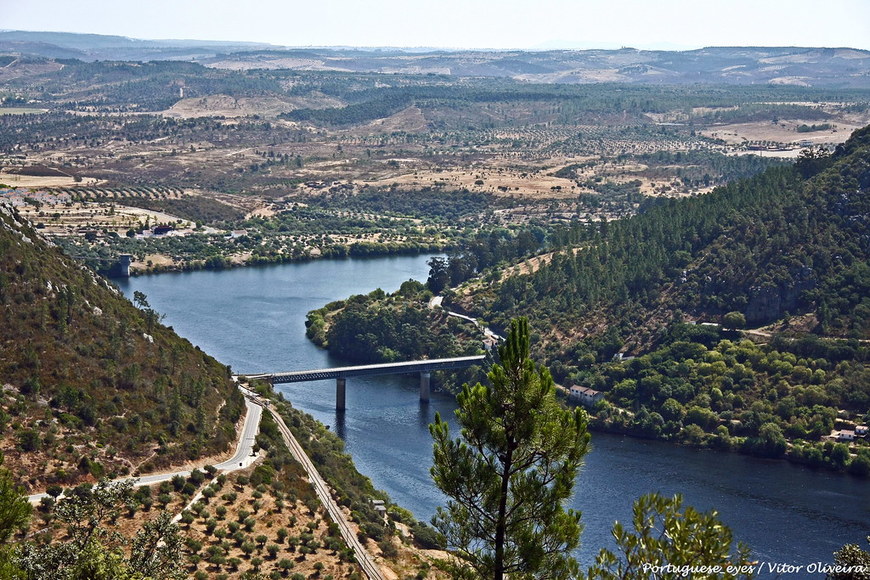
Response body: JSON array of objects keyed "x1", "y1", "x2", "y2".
[{"x1": 0, "y1": 204, "x2": 245, "y2": 491}]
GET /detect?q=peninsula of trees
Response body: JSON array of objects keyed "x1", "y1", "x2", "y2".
[{"x1": 310, "y1": 126, "x2": 870, "y2": 475}]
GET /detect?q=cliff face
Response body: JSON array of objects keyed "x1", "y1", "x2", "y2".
[
  {"x1": 745, "y1": 266, "x2": 817, "y2": 324},
  {"x1": 0, "y1": 204, "x2": 245, "y2": 491}
]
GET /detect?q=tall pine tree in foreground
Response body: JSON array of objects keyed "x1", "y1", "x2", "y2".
[{"x1": 430, "y1": 317, "x2": 591, "y2": 579}]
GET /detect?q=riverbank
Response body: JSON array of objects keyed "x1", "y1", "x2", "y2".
[
  {"x1": 51, "y1": 225, "x2": 455, "y2": 277},
  {"x1": 303, "y1": 282, "x2": 870, "y2": 480},
  {"x1": 117, "y1": 254, "x2": 869, "y2": 569},
  {"x1": 104, "y1": 239, "x2": 448, "y2": 277}
]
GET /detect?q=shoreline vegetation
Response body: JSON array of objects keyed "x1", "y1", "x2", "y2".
[
  {"x1": 60, "y1": 231, "x2": 452, "y2": 277},
  {"x1": 303, "y1": 129, "x2": 870, "y2": 479},
  {"x1": 306, "y1": 282, "x2": 870, "y2": 478}
]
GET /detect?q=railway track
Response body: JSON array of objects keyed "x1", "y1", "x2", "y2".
[{"x1": 265, "y1": 404, "x2": 386, "y2": 580}]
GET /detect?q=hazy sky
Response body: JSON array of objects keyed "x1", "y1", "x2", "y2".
[{"x1": 4, "y1": 0, "x2": 869, "y2": 51}]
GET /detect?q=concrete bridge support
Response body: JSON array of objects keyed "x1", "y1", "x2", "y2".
[
  {"x1": 420, "y1": 372, "x2": 431, "y2": 403},
  {"x1": 117, "y1": 254, "x2": 132, "y2": 277},
  {"x1": 336, "y1": 378, "x2": 346, "y2": 412}
]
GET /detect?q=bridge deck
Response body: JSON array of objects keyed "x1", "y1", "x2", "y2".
[{"x1": 245, "y1": 355, "x2": 486, "y2": 384}]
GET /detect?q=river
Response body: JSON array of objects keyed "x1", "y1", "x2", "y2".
[{"x1": 116, "y1": 255, "x2": 869, "y2": 575}]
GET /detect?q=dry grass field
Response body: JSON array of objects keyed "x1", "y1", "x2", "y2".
[
  {"x1": 701, "y1": 120, "x2": 853, "y2": 148},
  {"x1": 0, "y1": 170, "x2": 101, "y2": 188},
  {"x1": 2, "y1": 187, "x2": 195, "y2": 235}
]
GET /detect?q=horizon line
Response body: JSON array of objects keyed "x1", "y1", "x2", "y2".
[{"x1": 1, "y1": 29, "x2": 868, "y2": 54}]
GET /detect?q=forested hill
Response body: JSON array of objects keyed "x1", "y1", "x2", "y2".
[
  {"x1": 427, "y1": 126, "x2": 869, "y2": 473},
  {"x1": 464, "y1": 125, "x2": 870, "y2": 353},
  {"x1": 0, "y1": 204, "x2": 245, "y2": 491}
]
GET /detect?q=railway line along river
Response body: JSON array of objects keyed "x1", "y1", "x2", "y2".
[{"x1": 116, "y1": 254, "x2": 868, "y2": 575}]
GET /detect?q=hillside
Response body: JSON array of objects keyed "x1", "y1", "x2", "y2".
[
  {"x1": 468, "y1": 126, "x2": 870, "y2": 347},
  {"x1": 0, "y1": 203, "x2": 246, "y2": 491},
  {"x1": 207, "y1": 46, "x2": 870, "y2": 88},
  {"x1": 2, "y1": 32, "x2": 869, "y2": 87},
  {"x1": 458, "y1": 127, "x2": 869, "y2": 468},
  {"x1": 314, "y1": 126, "x2": 870, "y2": 473},
  {"x1": 0, "y1": 203, "x2": 449, "y2": 578},
  {"x1": 0, "y1": 30, "x2": 274, "y2": 62}
]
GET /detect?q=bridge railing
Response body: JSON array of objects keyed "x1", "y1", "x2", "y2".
[
  {"x1": 245, "y1": 354, "x2": 486, "y2": 384},
  {"x1": 241, "y1": 354, "x2": 487, "y2": 410}
]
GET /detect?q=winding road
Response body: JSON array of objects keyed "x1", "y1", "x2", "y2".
[
  {"x1": 27, "y1": 386, "x2": 385, "y2": 579},
  {"x1": 27, "y1": 396, "x2": 262, "y2": 504}
]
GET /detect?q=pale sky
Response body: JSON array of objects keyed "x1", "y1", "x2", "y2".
[{"x1": 3, "y1": 0, "x2": 869, "y2": 51}]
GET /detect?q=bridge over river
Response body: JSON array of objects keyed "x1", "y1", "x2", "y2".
[{"x1": 244, "y1": 355, "x2": 486, "y2": 410}]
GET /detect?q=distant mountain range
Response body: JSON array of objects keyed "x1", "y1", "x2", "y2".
[
  {"x1": 1, "y1": 30, "x2": 869, "y2": 88},
  {"x1": 0, "y1": 30, "x2": 274, "y2": 62}
]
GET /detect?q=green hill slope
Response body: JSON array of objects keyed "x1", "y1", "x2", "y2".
[
  {"x1": 0, "y1": 204, "x2": 245, "y2": 491},
  {"x1": 473, "y1": 126, "x2": 869, "y2": 348},
  {"x1": 314, "y1": 126, "x2": 870, "y2": 473},
  {"x1": 444, "y1": 126, "x2": 869, "y2": 471}
]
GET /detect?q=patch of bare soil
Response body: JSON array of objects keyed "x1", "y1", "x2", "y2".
[
  {"x1": 500, "y1": 247, "x2": 584, "y2": 277},
  {"x1": 163, "y1": 95, "x2": 295, "y2": 119},
  {"x1": 0, "y1": 57, "x2": 64, "y2": 82},
  {"x1": 701, "y1": 119, "x2": 856, "y2": 148},
  {"x1": 0, "y1": 171, "x2": 102, "y2": 188},
  {"x1": 368, "y1": 165, "x2": 580, "y2": 199},
  {"x1": 132, "y1": 253, "x2": 176, "y2": 272},
  {"x1": 352, "y1": 106, "x2": 429, "y2": 135}
]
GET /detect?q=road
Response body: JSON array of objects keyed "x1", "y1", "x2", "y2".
[
  {"x1": 28, "y1": 386, "x2": 385, "y2": 580},
  {"x1": 27, "y1": 396, "x2": 262, "y2": 504},
  {"x1": 429, "y1": 294, "x2": 502, "y2": 342}
]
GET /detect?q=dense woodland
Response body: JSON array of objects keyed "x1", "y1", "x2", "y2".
[
  {"x1": 313, "y1": 126, "x2": 870, "y2": 474},
  {"x1": 475, "y1": 130, "x2": 870, "y2": 338}
]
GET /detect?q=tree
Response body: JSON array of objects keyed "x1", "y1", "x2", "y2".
[
  {"x1": 794, "y1": 145, "x2": 832, "y2": 178},
  {"x1": 127, "y1": 511, "x2": 186, "y2": 580},
  {"x1": 743, "y1": 422, "x2": 787, "y2": 458},
  {"x1": 426, "y1": 257, "x2": 450, "y2": 295},
  {"x1": 429, "y1": 317, "x2": 591, "y2": 579},
  {"x1": 586, "y1": 493, "x2": 755, "y2": 580},
  {"x1": 723, "y1": 311, "x2": 746, "y2": 329},
  {"x1": 829, "y1": 536, "x2": 870, "y2": 580},
  {"x1": 0, "y1": 461, "x2": 31, "y2": 544},
  {"x1": 132, "y1": 291, "x2": 150, "y2": 311},
  {"x1": 132, "y1": 290, "x2": 163, "y2": 333},
  {"x1": 15, "y1": 479, "x2": 185, "y2": 580},
  {"x1": 0, "y1": 453, "x2": 30, "y2": 579}
]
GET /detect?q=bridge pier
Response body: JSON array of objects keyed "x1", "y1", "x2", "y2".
[
  {"x1": 246, "y1": 355, "x2": 486, "y2": 411},
  {"x1": 336, "y1": 378, "x2": 346, "y2": 412},
  {"x1": 420, "y1": 372, "x2": 430, "y2": 403}
]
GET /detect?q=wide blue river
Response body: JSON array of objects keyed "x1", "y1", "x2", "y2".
[{"x1": 116, "y1": 255, "x2": 868, "y2": 576}]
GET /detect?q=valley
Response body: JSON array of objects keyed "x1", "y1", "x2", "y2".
[
  {"x1": 3, "y1": 45, "x2": 869, "y2": 276},
  {"x1": 1, "y1": 30, "x2": 869, "y2": 578}
]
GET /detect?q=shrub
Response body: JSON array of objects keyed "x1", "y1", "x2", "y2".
[{"x1": 412, "y1": 522, "x2": 445, "y2": 550}]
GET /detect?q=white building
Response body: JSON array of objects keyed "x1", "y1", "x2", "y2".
[{"x1": 569, "y1": 386, "x2": 604, "y2": 407}]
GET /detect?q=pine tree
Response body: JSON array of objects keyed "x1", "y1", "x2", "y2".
[
  {"x1": 430, "y1": 317, "x2": 591, "y2": 579},
  {"x1": 586, "y1": 493, "x2": 756, "y2": 580}
]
